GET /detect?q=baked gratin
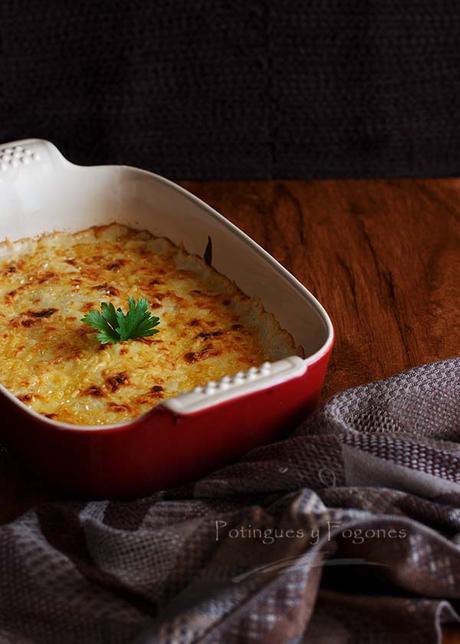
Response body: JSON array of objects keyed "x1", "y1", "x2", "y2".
[{"x1": 0, "y1": 224, "x2": 296, "y2": 425}]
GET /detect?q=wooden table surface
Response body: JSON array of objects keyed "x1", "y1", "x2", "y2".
[{"x1": 1, "y1": 178, "x2": 459, "y2": 639}]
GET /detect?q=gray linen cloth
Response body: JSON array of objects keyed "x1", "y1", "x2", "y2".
[{"x1": 0, "y1": 358, "x2": 459, "y2": 644}]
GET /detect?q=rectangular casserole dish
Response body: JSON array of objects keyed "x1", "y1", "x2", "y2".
[{"x1": 0, "y1": 139, "x2": 334, "y2": 498}]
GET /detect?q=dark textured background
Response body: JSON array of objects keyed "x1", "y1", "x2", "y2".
[{"x1": 2, "y1": 1, "x2": 460, "y2": 180}]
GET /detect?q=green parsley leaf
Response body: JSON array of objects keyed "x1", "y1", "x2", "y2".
[{"x1": 81, "y1": 297, "x2": 160, "y2": 344}]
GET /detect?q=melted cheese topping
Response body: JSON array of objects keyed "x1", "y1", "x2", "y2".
[{"x1": 0, "y1": 224, "x2": 296, "y2": 425}]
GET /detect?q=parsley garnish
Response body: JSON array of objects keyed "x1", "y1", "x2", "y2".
[{"x1": 81, "y1": 297, "x2": 160, "y2": 344}]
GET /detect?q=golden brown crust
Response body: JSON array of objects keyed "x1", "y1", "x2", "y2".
[{"x1": 0, "y1": 223, "x2": 297, "y2": 425}]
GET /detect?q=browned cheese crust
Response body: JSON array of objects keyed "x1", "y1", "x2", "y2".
[{"x1": 0, "y1": 224, "x2": 296, "y2": 425}]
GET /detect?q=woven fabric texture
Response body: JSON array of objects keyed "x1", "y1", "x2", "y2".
[
  {"x1": 0, "y1": 358, "x2": 459, "y2": 643},
  {"x1": 2, "y1": 1, "x2": 460, "y2": 179}
]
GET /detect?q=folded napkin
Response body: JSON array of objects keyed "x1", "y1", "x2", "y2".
[{"x1": 0, "y1": 358, "x2": 459, "y2": 644}]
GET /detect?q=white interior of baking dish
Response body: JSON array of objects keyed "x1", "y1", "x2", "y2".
[{"x1": 0, "y1": 139, "x2": 333, "y2": 419}]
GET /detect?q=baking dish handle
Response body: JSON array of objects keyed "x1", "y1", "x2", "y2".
[
  {"x1": 162, "y1": 356, "x2": 307, "y2": 414},
  {"x1": 0, "y1": 139, "x2": 66, "y2": 178}
]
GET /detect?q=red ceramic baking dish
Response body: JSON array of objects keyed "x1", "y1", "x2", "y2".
[{"x1": 0, "y1": 139, "x2": 334, "y2": 498}]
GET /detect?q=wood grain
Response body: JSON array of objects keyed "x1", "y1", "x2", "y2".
[
  {"x1": 181, "y1": 179, "x2": 459, "y2": 400},
  {"x1": 0, "y1": 178, "x2": 459, "y2": 638}
]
